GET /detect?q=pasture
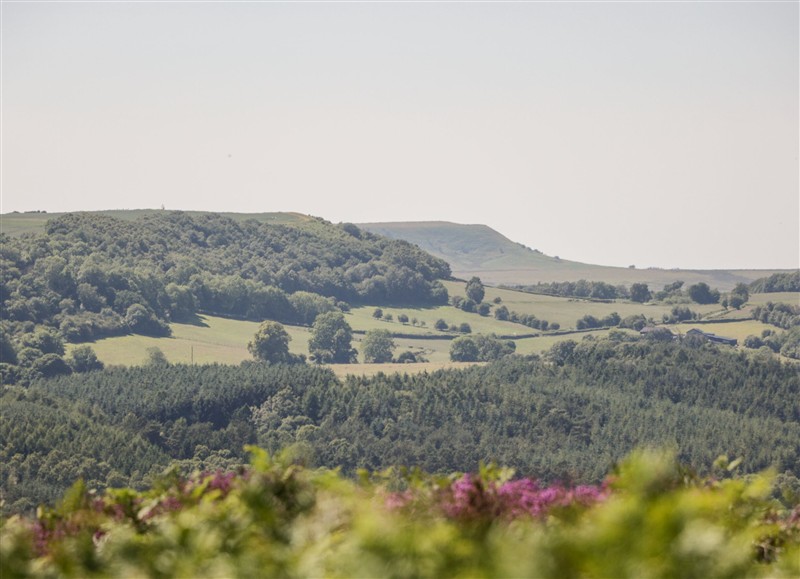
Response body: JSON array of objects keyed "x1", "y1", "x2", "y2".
[
  {"x1": 442, "y1": 280, "x2": 722, "y2": 328},
  {"x1": 69, "y1": 284, "x2": 793, "y2": 372}
]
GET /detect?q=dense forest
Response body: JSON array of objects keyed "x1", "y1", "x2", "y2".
[
  {"x1": 4, "y1": 335, "x2": 798, "y2": 514},
  {"x1": 0, "y1": 211, "x2": 450, "y2": 379},
  {"x1": 0, "y1": 211, "x2": 450, "y2": 330}
]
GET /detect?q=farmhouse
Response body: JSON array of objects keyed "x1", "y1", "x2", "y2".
[{"x1": 685, "y1": 328, "x2": 738, "y2": 346}]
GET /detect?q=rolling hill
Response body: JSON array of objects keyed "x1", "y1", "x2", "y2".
[
  {"x1": 358, "y1": 221, "x2": 788, "y2": 291},
  {"x1": 1, "y1": 211, "x2": 789, "y2": 291}
]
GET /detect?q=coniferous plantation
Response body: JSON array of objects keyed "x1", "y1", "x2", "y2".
[{"x1": 2, "y1": 212, "x2": 800, "y2": 576}]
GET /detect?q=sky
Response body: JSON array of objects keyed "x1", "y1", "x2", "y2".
[{"x1": 1, "y1": 1, "x2": 798, "y2": 270}]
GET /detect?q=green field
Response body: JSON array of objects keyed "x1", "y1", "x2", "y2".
[
  {"x1": 748, "y1": 292, "x2": 800, "y2": 306},
  {"x1": 443, "y1": 280, "x2": 724, "y2": 328},
  {"x1": 346, "y1": 303, "x2": 535, "y2": 336},
  {"x1": 674, "y1": 320, "x2": 780, "y2": 343},
  {"x1": 70, "y1": 283, "x2": 795, "y2": 371}
]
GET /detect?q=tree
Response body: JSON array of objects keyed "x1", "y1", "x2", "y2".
[
  {"x1": 729, "y1": 283, "x2": 749, "y2": 310},
  {"x1": 30, "y1": 353, "x2": 72, "y2": 377},
  {"x1": 449, "y1": 336, "x2": 479, "y2": 362},
  {"x1": 0, "y1": 327, "x2": 18, "y2": 365},
  {"x1": 248, "y1": 321, "x2": 292, "y2": 364},
  {"x1": 308, "y1": 312, "x2": 356, "y2": 364},
  {"x1": 473, "y1": 334, "x2": 515, "y2": 360},
  {"x1": 145, "y1": 347, "x2": 169, "y2": 366},
  {"x1": 20, "y1": 329, "x2": 65, "y2": 355},
  {"x1": 125, "y1": 304, "x2": 170, "y2": 336},
  {"x1": 458, "y1": 323, "x2": 472, "y2": 334},
  {"x1": 361, "y1": 329, "x2": 395, "y2": 363},
  {"x1": 630, "y1": 283, "x2": 651, "y2": 303},
  {"x1": 397, "y1": 314, "x2": 409, "y2": 324},
  {"x1": 687, "y1": 283, "x2": 720, "y2": 305},
  {"x1": 546, "y1": 340, "x2": 577, "y2": 366},
  {"x1": 494, "y1": 305, "x2": 509, "y2": 321},
  {"x1": 372, "y1": 308, "x2": 383, "y2": 319},
  {"x1": 67, "y1": 345, "x2": 104, "y2": 373},
  {"x1": 465, "y1": 277, "x2": 485, "y2": 303},
  {"x1": 435, "y1": 319, "x2": 448, "y2": 331}
]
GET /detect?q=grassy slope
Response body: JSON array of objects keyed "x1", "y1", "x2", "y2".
[
  {"x1": 359, "y1": 221, "x2": 789, "y2": 291},
  {"x1": 75, "y1": 288, "x2": 798, "y2": 372}
]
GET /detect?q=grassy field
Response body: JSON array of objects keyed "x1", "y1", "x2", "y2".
[
  {"x1": 70, "y1": 314, "x2": 475, "y2": 373},
  {"x1": 512, "y1": 329, "x2": 630, "y2": 356},
  {"x1": 68, "y1": 285, "x2": 795, "y2": 371},
  {"x1": 674, "y1": 320, "x2": 780, "y2": 343},
  {"x1": 345, "y1": 304, "x2": 535, "y2": 337},
  {"x1": 443, "y1": 280, "x2": 723, "y2": 328},
  {"x1": 748, "y1": 292, "x2": 800, "y2": 306}
]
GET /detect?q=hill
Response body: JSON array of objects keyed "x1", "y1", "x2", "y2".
[
  {"x1": 0, "y1": 209, "x2": 310, "y2": 237},
  {"x1": 358, "y1": 221, "x2": 788, "y2": 291},
  {"x1": 0, "y1": 210, "x2": 452, "y2": 383}
]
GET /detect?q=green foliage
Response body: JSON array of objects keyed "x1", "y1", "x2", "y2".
[
  {"x1": 494, "y1": 305, "x2": 509, "y2": 320},
  {"x1": 450, "y1": 334, "x2": 515, "y2": 362},
  {"x1": 2, "y1": 450, "x2": 798, "y2": 578},
  {"x1": 750, "y1": 271, "x2": 800, "y2": 293},
  {"x1": 747, "y1": 327, "x2": 800, "y2": 360},
  {"x1": 688, "y1": 282, "x2": 721, "y2": 305},
  {"x1": 752, "y1": 302, "x2": 800, "y2": 330},
  {"x1": 0, "y1": 212, "x2": 451, "y2": 374},
  {"x1": 66, "y1": 345, "x2": 104, "y2": 373},
  {"x1": 449, "y1": 336, "x2": 480, "y2": 361},
  {"x1": 142, "y1": 348, "x2": 167, "y2": 368},
  {"x1": 29, "y1": 354, "x2": 72, "y2": 378},
  {"x1": 577, "y1": 312, "x2": 621, "y2": 330},
  {"x1": 248, "y1": 321, "x2": 295, "y2": 364},
  {"x1": 361, "y1": 329, "x2": 395, "y2": 363},
  {"x1": 6, "y1": 335, "x2": 800, "y2": 516},
  {"x1": 308, "y1": 312, "x2": 357, "y2": 364},
  {"x1": 663, "y1": 305, "x2": 697, "y2": 324},
  {"x1": 630, "y1": 283, "x2": 651, "y2": 303},
  {"x1": 465, "y1": 276, "x2": 485, "y2": 303},
  {"x1": 514, "y1": 279, "x2": 629, "y2": 300},
  {"x1": 728, "y1": 282, "x2": 750, "y2": 309}
]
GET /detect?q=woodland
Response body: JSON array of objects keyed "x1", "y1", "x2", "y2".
[{"x1": 2, "y1": 211, "x2": 799, "y2": 576}]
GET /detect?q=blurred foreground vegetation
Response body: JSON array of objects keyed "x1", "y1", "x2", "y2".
[{"x1": 2, "y1": 448, "x2": 799, "y2": 578}]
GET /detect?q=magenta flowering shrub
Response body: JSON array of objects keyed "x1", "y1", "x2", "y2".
[
  {"x1": 387, "y1": 473, "x2": 609, "y2": 523},
  {"x1": 3, "y1": 450, "x2": 799, "y2": 578}
]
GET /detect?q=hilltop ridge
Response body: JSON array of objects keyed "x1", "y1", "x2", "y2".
[{"x1": 358, "y1": 221, "x2": 788, "y2": 291}]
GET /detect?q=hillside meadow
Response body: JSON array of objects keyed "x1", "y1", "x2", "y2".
[{"x1": 69, "y1": 290, "x2": 798, "y2": 371}]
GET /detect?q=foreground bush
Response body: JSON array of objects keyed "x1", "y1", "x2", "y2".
[{"x1": 2, "y1": 449, "x2": 799, "y2": 578}]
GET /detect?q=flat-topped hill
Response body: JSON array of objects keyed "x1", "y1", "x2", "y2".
[{"x1": 359, "y1": 221, "x2": 788, "y2": 291}]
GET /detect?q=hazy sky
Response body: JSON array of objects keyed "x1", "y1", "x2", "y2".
[{"x1": 2, "y1": 1, "x2": 798, "y2": 270}]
